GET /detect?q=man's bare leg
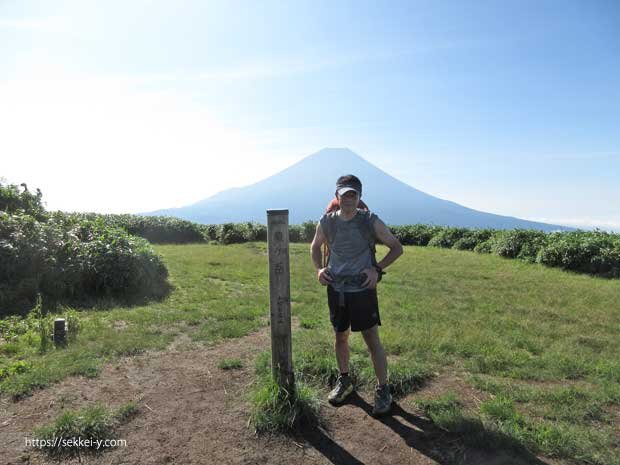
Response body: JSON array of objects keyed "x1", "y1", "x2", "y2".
[
  {"x1": 361, "y1": 325, "x2": 388, "y2": 385},
  {"x1": 335, "y1": 329, "x2": 350, "y2": 373}
]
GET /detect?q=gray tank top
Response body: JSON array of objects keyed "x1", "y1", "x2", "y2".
[{"x1": 320, "y1": 209, "x2": 378, "y2": 292}]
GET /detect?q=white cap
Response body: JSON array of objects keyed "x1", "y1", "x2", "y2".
[{"x1": 337, "y1": 187, "x2": 360, "y2": 196}]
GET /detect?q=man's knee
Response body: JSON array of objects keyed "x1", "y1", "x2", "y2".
[
  {"x1": 335, "y1": 329, "x2": 350, "y2": 344},
  {"x1": 362, "y1": 326, "x2": 383, "y2": 352},
  {"x1": 362, "y1": 325, "x2": 379, "y2": 339}
]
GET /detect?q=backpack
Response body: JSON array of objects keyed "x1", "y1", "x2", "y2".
[{"x1": 321, "y1": 198, "x2": 376, "y2": 268}]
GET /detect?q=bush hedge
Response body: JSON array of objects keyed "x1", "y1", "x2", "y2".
[
  {"x1": 537, "y1": 231, "x2": 620, "y2": 277},
  {"x1": 1, "y1": 182, "x2": 170, "y2": 316},
  {"x1": 64, "y1": 212, "x2": 618, "y2": 279},
  {"x1": 29, "y1": 221, "x2": 620, "y2": 280},
  {"x1": 390, "y1": 224, "x2": 442, "y2": 246},
  {"x1": 58, "y1": 213, "x2": 205, "y2": 244},
  {"x1": 3, "y1": 179, "x2": 618, "y2": 317}
]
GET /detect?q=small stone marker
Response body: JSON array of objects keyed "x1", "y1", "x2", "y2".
[
  {"x1": 266, "y1": 209, "x2": 295, "y2": 393},
  {"x1": 53, "y1": 318, "x2": 67, "y2": 346}
]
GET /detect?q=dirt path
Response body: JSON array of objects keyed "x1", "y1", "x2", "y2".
[{"x1": 1, "y1": 327, "x2": 563, "y2": 465}]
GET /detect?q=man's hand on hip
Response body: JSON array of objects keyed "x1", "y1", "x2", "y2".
[
  {"x1": 361, "y1": 267, "x2": 379, "y2": 289},
  {"x1": 317, "y1": 268, "x2": 334, "y2": 286}
]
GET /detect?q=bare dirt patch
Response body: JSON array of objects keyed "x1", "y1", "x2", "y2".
[{"x1": 1, "y1": 327, "x2": 565, "y2": 465}]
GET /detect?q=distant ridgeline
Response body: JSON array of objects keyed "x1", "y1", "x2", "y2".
[{"x1": 1, "y1": 182, "x2": 619, "y2": 314}]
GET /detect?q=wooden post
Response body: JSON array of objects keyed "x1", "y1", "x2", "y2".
[
  {"x1": 53, "y1": 318, "x2": 66, "y2": 346},
  {"x1": 266, "y1": 209, "x2": 295, "y2": 393}
]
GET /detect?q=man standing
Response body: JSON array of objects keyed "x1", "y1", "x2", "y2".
[{"x1": 310, "y1": 174, "x2": 403, "y2": 415}]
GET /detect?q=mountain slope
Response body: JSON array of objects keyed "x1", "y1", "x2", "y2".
[{"x1": 145, "y1": 148, "x2": 569, "y2": 231}]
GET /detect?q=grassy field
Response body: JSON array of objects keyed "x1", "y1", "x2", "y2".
[{"x1": 1, "y1": 243, "x2": 619, "y2": 464}]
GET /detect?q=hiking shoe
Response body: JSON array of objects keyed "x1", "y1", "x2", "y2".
[
  {"x1": 373, "y1": 384, "x2": 392, "y2": 415},
  {"x1": 328, "y1": 375, "x2": 354, "y2": 405}
]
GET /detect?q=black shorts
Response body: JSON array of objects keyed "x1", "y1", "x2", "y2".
[{"x1": 327, "y1": 286, "x2": 381, "y2": 333}]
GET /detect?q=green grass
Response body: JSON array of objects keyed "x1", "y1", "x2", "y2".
[
  {"x1": 0, "y1": 244, "x2": 268, "y2": 398},
  {"x1": 218, "y1": 358, "x2": 243, "y2": 370},
  {"x1": 415, "y1": 393, "x2": 619, "y2": 465},
  {"x1": 249, "y1": 377, "x2": 322, "y2": 433},
  {"x1": 249, "y1": 352, "x2": 322, "y2": 433},
  {"x1": 2, "y1": 242, "x2": 620, "y2": 463},
  {"x1": 33, "y1": 402, "x2": 138, "y2": 456}
]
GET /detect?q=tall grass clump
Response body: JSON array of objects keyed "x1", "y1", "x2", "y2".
[
  {"x1": 33, "y1": 402, "x2": 138, "y2": 456},
  {"x1": 249, "y1": 378, "x2": 322, "y2": 433},
  {"x1": 387, "y1": 358, "x2": 434, "y2": 397},
  {"x1": 478, "y1": 396, "x2": 617, "y2": 464},
  {"x1": 416, "y1": 393, "x2": 484, "y2": 436},
  {"x1": 1, "y1": 181, "x2": 170, "y2": 315},
  {"x1": 250, "y1": 350, "x2": 322, "y2": 433},
  {"x1": 416, "y1": 393, "x2": 616, "y2": 464}
]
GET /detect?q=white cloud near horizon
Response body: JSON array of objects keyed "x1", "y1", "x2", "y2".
[
  {"x1": 0, "y1": 16, "x2": 71, "y2": 35},
  {"x1": 525, "y1": 217, "x2": 620, "y2": 232},
  {"x1": 0, "y1": 76, "x2": 298, "y2": 214}
]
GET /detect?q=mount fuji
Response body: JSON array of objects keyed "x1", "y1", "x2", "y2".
[{"x1": 144, "y1": 148, "x2": 569, "y2": 231}]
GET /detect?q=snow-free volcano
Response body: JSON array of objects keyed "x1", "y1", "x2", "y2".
[{"x1": 144, "y1": 148, "x2": 569, "y2": 231}]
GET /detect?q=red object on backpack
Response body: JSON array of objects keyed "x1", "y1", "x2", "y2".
[{"x1": 322, "y1": 198, "x2": 369, "y2": 267}]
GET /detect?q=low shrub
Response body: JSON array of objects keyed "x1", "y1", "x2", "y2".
[
  {"x1": 492, "y1": 230, "x2": 548, "y2": 260},
  {"x1": 201, "y1": 224, "x2": 219, "y2": 242},
  {"x1": 1, "y1": 185, "x2": 170, "y2": 315},
  {"x1": 288, "y1": 225, "x2": 303, "y2": 243},
  {"x1": 301, "y1": 221, "x2": 318, "y2": 242},
  {"x1": 55, "y1": 212, "x2": 205, "y2": 244},
  {"x1": 474, "y1": 239, "x2": 494, "y2": 254},
  {"x1": 217, "y1": 223, "x2": 246, "y2": 245},
  {"x1": 537, "y1": 231, "x2": 620, "y2": 277},
  {"x1": 453, "y1": 229, "x2": 493, "y2": 251},
  {"x1": 390, "y1": 224, "x2": 441, "y2": 246},
  {"x1": 0, "y1": 182, "x2": 47, "y2": 221},
  {"x1": 428, "y1": 227, "x2": 469, "y2": 248}
]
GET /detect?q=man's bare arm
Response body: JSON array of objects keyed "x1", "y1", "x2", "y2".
[
  {"x1": 310, "y1": 223, "x2": 333, "y2": 285},
  {"x1": 361, "y1": 218, "x2": 403, "y2": 289},
  {"x1": 310, "y1": 223, "x2": 326, "y2": 270},
  {"x1": 373, "y1": 219, "x2": 403, "y2": 270}
]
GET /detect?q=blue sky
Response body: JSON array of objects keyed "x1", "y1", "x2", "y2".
[{"x1": 1, "y1": 0, "x2": 619, "y2": 230}]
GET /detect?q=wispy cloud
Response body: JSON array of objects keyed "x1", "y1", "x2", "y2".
[
  {"x1": 40, "y1": 44, "x2": 418, "y2": 84},
  {"x1": 537, "y1": 152, "x2": 620, "y2": 162},
  {"x1": 121, "y1": 51, "x2": 394, "y2": 82},
  {"x1": 1, "y1": 57, "x2": 354, "y2": 86},
  {"x1": 0, "y1": 17, "x2": 65, "y2": 31}
]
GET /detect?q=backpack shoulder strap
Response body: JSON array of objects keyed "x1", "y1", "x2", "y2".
[
  {"x1": 320, "y1": 211, "x2": 339, "y2": 268},
  {"x1": 355, "y1": 210, "x2": 377, "y2": 245},
  {"x1": 355, "y1": 210, "x2": 378, "y2": 265},
  {"x1": 319, "y1": 211, "x2": 338, "y2": 245}
]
